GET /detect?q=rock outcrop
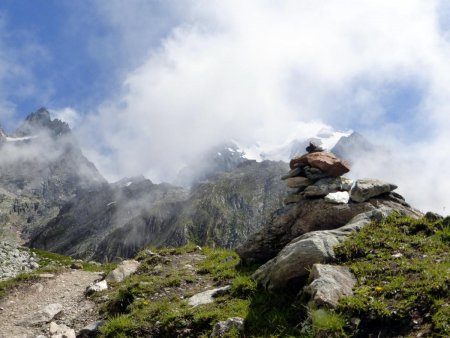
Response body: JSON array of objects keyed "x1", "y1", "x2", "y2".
[
  {"x1": 30, "y1": 161, "x2": 288, "y2": 262},
  {"x1": 237, "y1": 147, "x2": 420, "y2": 266},
  {"x1": 251, "y1": 210, "x2": 389, "y2": 289}
]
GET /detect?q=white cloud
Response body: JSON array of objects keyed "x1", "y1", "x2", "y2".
[
  {"x1": 74, "y1": 0, "x2": 450, "y2": 213},
  {"x1": 50, "y1": 107, "x2": 81, "y2": 128}
]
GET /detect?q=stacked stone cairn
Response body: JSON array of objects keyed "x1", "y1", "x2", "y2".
[{"x1": 282, "y1": 142, "x2": 398, "y2": 205}]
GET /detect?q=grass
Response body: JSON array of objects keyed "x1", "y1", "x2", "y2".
[
  {"x1": 334, "y1": 214, "x2": 450, "y2": 337},
  {"x1": 99, "y1": 245, "x2": 312, "y2": 337}
]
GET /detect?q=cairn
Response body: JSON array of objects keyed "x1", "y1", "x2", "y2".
[
  {"x1": 282, "y1": 141, "x2": 399, "y2": 205},
  {"x1": 282, "y1": 142, "x2": 352, "y2": 204}
]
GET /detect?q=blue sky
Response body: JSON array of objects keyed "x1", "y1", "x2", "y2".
[
  {"x1": 0, "y1": 0, "x2": 180, "y2": 124},
  {"x1": 1, "y1": 1, "x2": 450, "y2": 212}
]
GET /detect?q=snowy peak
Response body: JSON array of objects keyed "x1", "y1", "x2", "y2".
[{"x1": 237, "y1": 128, "x2": 352, "y2": 162}]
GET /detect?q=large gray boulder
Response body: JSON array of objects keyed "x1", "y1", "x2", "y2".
[
  {"x1": 237, "y1": 195, "x2": 420, "y2": 266},
  {"x1": 304, "y1": 264, "x2": 356, "y2": 308},
  {"x1": 303, "y1": 177, "x2": 353, "y2": 197},
  {"x1": 105, "y1": 260, "x2": 141, "y2": 283},
  {"x1": 252, "y1": 209, "x2": 395, "y2": 290},
  {"x1": 350, "y1": 178, "x2": 397, "y2": 202}
]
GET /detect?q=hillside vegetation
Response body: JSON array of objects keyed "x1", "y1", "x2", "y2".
[{"x1": 98, "y1": 214, "x2": 449, "y2": 337}]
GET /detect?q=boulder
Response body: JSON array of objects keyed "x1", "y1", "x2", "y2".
[
  {"x1": 105, "y1": 260, "x2": 140, "y2": 283},
  {"x1": 210, "y1": 317, "x2": 244, "y2": 337},
  {"x1": 290, "y1": 152, "x2": 350, "y2": 177},
  {"x1": 285, "y1": 177, "x2": 312, "y2": 188},
  {"x1": 324, "y1": 191, "x2": 350, "y2": 204},
  {"x1": 252, "y1": 209, "x2": 413, "y2": 290},
  {"x1": 188, "y1": 285, "x2": 231, "y2": 307},
  {"x1": 350, "y1": 179, "x2": 397, "y2": 202},
  {"x1": 303, "y1": 177, "x2": 353, "y2": 197},
  {"x1": 304, "y1": 264, "x2": 356, "y2": 308}
]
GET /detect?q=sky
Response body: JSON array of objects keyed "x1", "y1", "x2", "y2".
[{"x1": 0, "y1": 0, "x2": 450, "y2": 213}]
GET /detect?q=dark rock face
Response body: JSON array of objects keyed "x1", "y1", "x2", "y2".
[
  {"x1": 0, "y1": 108, "x2": 105, "y2": 241},
  {"x1": 236, "y1": 195, "x2": 422, "y2": 265},
  {"x1": 29, "y1": 177, "x2": 188, "y2": 262},
  {"x1": 30, "y1": 161, "x2": 289, "y2": 262},
  {"x1": 179, "y1": 160, "x2": 288, "y2": 249}
]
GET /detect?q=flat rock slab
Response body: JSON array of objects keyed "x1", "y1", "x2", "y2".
[
  {"x1": 22, "y1": 303, "x2": 63, "y2": 326},
  {"x1": 290, "y1": 152, "x2": 350, "y2": 177},
  {"x1": 350, "y1": 178, "x2": 397, "y2": 202},
  {"x1": 187, "y1": 285, "x2": 231, "y2": 307},
  {"x1": 304, "y1": 177, "x2": 353, "y2": 197},
  {"x1": 285, "y1": 177, "x2": 312, "y2": 188}
]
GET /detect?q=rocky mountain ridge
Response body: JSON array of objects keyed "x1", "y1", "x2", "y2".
[{"x1": 0, "y1": 108, "x2": 105, "y2": 242}]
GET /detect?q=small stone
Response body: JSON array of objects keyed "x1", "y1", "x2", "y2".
[
  {"x1": 284, "y1": 194, "x2": 304, "y2": 205},
  {"x1": 210, "y1": 317, "x2": 244, "y2": 337},
  {"x1": 49, "y1": 321, "x2": 75, "y2": 338},
  {"x1": 70, "y1": 262, "x2": 83, "y2": 270},
  {"x1": 392, "y1": 253, "x2": 403, "y2": 258},
  {"x1": 324, "y1": 191, "x2": 350, "y2": 204},
  {"x1": 285, "y1": 177, "x2": 313, "y2": 188},
  {"x1": 30, "y1": 261, "x2": 39, "y2": 269},
  {"x1": 85, "y1": 280, "x2": 108, "y2": 295},
  {"x1": 78, "y1": 320, "x2": 105, "y2": 337},
  {"x1": 281, "y1": 167, "x2": 303, "y2": 180},
  {"x1": 30, "y1": 283, "x2": 44, "y2": 293}
]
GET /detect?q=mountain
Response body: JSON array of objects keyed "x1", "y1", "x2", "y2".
[
  {"x1": 0, "y1": 108, "x2": 105, "y2": 241},
  {"x1": 331, "y1": 131, "x2": 379, "y2": 163},
  {"x1": 30, "y1": 160, "x2": 288, "y2": 261},
  {"x1": 174, "y1": 142, "x2": 248, "y2": 187}
]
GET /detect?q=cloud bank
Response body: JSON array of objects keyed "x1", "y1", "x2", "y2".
[{"x1": 50, "y1": 1, "x2": 450, "y2": 213}]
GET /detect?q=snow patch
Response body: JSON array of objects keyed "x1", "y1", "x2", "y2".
[{"x1": 6, "y1": 135, "x2": 38, "y2": 142}]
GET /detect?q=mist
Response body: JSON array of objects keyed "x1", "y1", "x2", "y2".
[{"x1": 2, "y1": 1, "x2": 450, "y2": 214}]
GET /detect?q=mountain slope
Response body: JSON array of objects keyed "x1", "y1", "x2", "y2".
[
  {"x1": 0, "y1": 108, "x2": 105, "y2": 241},
  {"x1": 30, "y1": 161, "x2": 288, "y2": 262}
]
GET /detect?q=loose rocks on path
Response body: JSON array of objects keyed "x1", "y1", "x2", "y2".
[{"x1": 0, "y1": 270, "x2": 103, "y2": 338}]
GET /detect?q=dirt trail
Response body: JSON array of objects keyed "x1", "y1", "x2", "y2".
[{"x1": 0, "y1": 270, "x2": 103, "y2": 338}]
